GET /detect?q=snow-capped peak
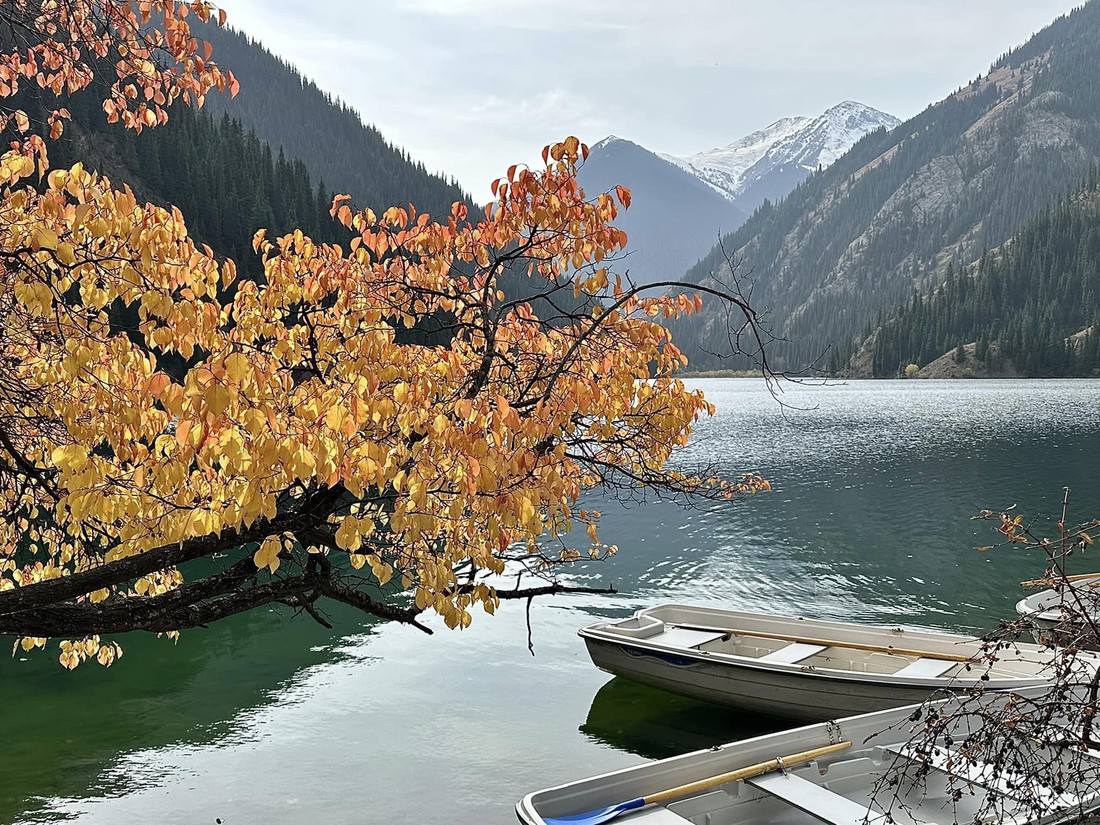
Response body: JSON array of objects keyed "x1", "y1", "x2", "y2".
[
  {"x1": 805, "y1": 101, "x2": 902, "y2": 167},
  {"x1": 665, "y1": 101, "x2": 900, "y2": 203}
]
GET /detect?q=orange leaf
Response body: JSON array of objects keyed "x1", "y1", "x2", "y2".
[{"x1": 147, "y1": 373, "x2": 172, "y2": 398}]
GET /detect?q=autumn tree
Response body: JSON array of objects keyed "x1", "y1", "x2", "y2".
[{"x1": 0, "y1": 4, "x2": 773, "y2": 668}]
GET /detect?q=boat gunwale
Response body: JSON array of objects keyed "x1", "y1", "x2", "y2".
[{"x1": 579, "y1": 631, "x2": 1052, "y2": 690}]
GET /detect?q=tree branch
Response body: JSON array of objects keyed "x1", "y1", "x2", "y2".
[{"x1": 0, "y1": 484, "x2": 346, "y2": 617}]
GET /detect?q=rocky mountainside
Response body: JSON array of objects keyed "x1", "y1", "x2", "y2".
[
  {"x1": 578, "y1": 136, "x2": 747, "y2": 286},
  {"x1": 672, "y1": 1, "x2": 1100, "y2": 373},
  {"x1": 665, "y1": 102, "x2": 901, "y2": 212}
]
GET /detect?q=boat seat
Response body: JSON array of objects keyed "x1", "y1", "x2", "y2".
[
  {"x1": 758, "y1": 642, "x2": 827, "y2": 665},
  {"x1": 882, "y1": 743, "x2": 1080, "y2": 809},
  {"x1": 745, "y1": 771, "x2": 882, "y2": 825},
  {"x1": 650, "y1": 627, "x2": 728, "y2": 649},
  {"x1": 890, "y1": 657, "x2": 957, "y2": 679}
]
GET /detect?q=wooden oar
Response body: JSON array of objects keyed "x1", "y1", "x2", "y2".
[
  {"x1": 1021, "y1": 572, "x2": 1100, "y2": 588},
  {"x1": 542, "y1": 741, "x2": 852, "y2": 825},
  {"x1": 676, "y1": 623, "x2": 975, "y2": 663}
]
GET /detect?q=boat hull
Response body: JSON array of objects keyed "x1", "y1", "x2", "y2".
[{"x1": 583, "y1": 635, "x2": 948, "y2": 722}]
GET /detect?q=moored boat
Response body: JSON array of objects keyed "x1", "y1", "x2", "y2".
[
  {"x1": 579, "y1": 604, "x2": 1075, "y2": 721},
  {"x1": 516, "y1": 691, "x2": 1100, "y2": 825},
  {"x1": 1016, "y1": 573, "x2": 1100, "y2": 648}
]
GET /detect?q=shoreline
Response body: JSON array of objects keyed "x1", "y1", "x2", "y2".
[{"x1": 678, "y1": 371, "x2": 1100, "y2": 380}]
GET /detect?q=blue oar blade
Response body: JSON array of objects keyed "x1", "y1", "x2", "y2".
[{"x1": 543, "y1": 797, "x2": 646, "y2": 825}]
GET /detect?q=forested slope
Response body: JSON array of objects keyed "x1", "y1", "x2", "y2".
[
  {"x1": 854, "y1": 170, "x2": 1100, "y2": 378},
  {"x1": 198, "y1": 22, "x2": 474, "y2": 216},
  {"x1": 12, "y1": 29, "x2": 578, "y2": 346},
  {"x1": 25, "y1": 88, "x2": 344, "y2": 278},
  {"x1": 6, "y1": 13, "x2": 488, "y2": 279}
]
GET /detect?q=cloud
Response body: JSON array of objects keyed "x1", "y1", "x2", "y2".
[
  {"x1": 217, "y1": 0, "x2": 1082, "y2": 197},
  {"x1": 394, "y1": 0, "x2": 626, "y2": 30}
]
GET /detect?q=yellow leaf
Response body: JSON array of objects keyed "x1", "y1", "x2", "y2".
[
  {"x1": 56, "y1": 242, "x2": 76, "y2": 266},
  {"x1": 225, "y1": 352, "x2": 250, "y2": 383},
  {"x1": 33, "y1": 227, "x2": 59, "y2": 251},
  {"x1": 51, "y1": 444, "x2": 89, "y2": 472},
  {"x1": 252, "y1": 536, "x2": 281, "y2": 573}
]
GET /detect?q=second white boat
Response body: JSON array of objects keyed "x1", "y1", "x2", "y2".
[
  {"x1": 1016, "y1": 573, "x2": 1100, "y2": 647},
  {"x1": 580, "y1": 604, "x2": 1074, "y2": 722}
]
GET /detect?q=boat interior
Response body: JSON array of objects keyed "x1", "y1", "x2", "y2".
[
  {"x1": 539, "y1": 740, "x2": 1099, "y2": 825},
  {"x1": 596, "y1": 611, "x2": 1054, "y2": 680}
]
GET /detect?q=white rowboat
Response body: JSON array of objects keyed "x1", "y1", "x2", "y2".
[
  {"x1": 516, "y1": 692, "x2": 1100, "y2": 825},
  {"x1": 1016, "y1": 574, "x2": 1100, "y2": 646},
  {"x1": 579, "y1": 604, "x2": 1068, "y2": 721}
]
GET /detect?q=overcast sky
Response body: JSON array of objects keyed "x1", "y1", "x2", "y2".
[{"x1": 218, "y1": 1, "x2": 1082, "y2": 198}]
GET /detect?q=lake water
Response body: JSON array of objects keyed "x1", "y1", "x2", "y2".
[{"x1": 5, "y1": 379, "x2": 1100, "y2": 824}]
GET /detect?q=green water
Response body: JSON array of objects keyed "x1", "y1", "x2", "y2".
[{"x1": 4, "y1": 379, "x2": 1100, "y2": 824}]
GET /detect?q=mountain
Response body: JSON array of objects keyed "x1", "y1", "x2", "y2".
[
  {"x1": 665, "y1": 102, "x2": 902, "y2": 212},
  {"x1": 672, "y1": 1, "x2": 1100, "y2": 373},
  {"x1": 14, "y1": 26, "x2": 581, "y2": 350},
  {"x1": 196, "y1": 22, "x2": 474, "y2": 218},
  {"x1": 850, "y1": 171, "x2": 1100, "y2": 378},
  {"x1": 577, "y1": 103, "x2": 897, "y2": 287},
  {"x1": 578, "y1": 136, "x2": 747, "y2": 286}
]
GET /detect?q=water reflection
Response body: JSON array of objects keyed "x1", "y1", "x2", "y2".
[
  {"x1": 1, "y1": 602, "x2": 379, "y2": 824},
  {"x1": 580, "y1": 677, "x2": 789, "y2": 760}
]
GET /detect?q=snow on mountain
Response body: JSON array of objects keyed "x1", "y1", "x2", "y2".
[
  {"x1": 661, "y1": 116, "x2": 811, "y2": 197},
  {"x1": 665, "y1": 101, "x2": 901, "y2": 210},
  {"x1": 592, "y1": 135, "x2": 627, "y2": 151}
]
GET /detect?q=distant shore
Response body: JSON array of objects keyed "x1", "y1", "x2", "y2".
[{"x1": 678, "y1": 370, "x2": 761, "y2": 379}]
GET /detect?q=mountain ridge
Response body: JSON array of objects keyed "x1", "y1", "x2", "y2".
[
  {"x1": 196, "y1": 21, "x2": 475, "y2": 218},
  {"x1": 578, "y1": 137, "x2": 747, "y2": 286}
]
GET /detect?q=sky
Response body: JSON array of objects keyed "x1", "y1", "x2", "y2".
[{"x1": 217, "y1": 0, "x2": 1084, "y2": 198}]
